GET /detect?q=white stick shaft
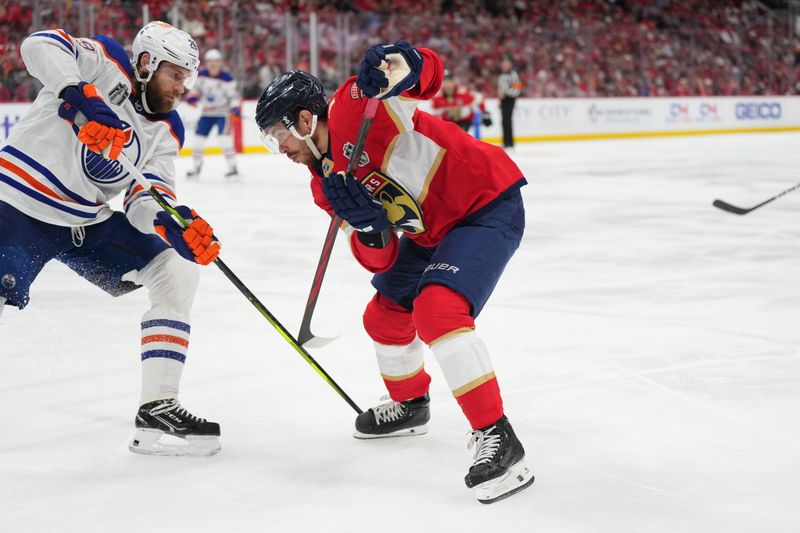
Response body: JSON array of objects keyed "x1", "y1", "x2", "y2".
[{"x1": 117, "y1": 153, "x2": 152, "y2": 191}]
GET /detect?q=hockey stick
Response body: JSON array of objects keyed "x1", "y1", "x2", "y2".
[
  {"x1": 713, "y1": 181, "x2": 800, "y2": 215},
  {"x1": 60, "y1": 106, "x2": 362, "y2": 414},
  {"x1": 116, "y1": 153, "x2": 363, "y2": 414},
  {"x1": 297, "y1": 97, "x2": 380, "y2": 347},
  {"x1": 297, "y1": 214, "x2": 341, "y2": 347}
]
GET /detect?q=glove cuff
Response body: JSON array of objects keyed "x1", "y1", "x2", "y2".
[{"x1": 356, "y1": 228, "x2": 394, "y2": 248}]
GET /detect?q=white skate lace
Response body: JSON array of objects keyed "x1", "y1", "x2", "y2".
[
  {"x1": 467, "y1": 425, "x2": 502, "y2": 466},
  {"x1": 149, "y1": 399, "x2": 206, "y2": 423},
  {"x1": 372, "y1": 395, "x2": 407, "y2": 425}
]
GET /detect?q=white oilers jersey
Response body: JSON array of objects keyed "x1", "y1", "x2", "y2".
[
  {"x1": 0, "y1": 29, "x2": 185, "y2": 232},
  {"x1": 188, "y1": 69, "x2": 240, "y2": 116}
]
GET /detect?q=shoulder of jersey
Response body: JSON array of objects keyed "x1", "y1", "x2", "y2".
[
  {"x1": 89, "y1": 34, "x2": 134, "y2": 79},
  {"x1": 198, "y1": 68, "x2": 210, "y2": 78},
  {"x1": 154, "y1": 111, "x2": 185, "y2": 149},
  {"x1": 218, "y1": 71, "x2": 234, "y2": 82},
  {"x1": 328, "y1": 77, "x2": 366, "y2": 117}
]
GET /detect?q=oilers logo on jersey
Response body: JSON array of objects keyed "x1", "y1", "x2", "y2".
[
  {"x1": 362, "y1": 170, "x2": 425, "y2": 234},
  {"x1": 80, "y1": 123, "x2": 140, "y2": 184}
]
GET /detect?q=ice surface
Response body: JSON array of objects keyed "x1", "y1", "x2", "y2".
[{"x1": 2, "y1": 133, "x2": 799, "y2": 533}]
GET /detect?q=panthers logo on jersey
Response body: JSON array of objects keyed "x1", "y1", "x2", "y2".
[
  {"x1": 79, "y1": 121, "x2": 140, "y2": 184},
  {"x1": 361, "y1": 170, "x2": 425, "y2": 234}
]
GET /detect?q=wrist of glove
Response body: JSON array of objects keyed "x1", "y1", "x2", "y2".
[
  {"x1": 58, "y1": 82, "x2": 125, "y2": 160},
  {"x1": 357, "y1": 40, "x2": 423, "y2": 99},
  {"x1": 154, "y1": 205, "x2": 221, "y2": 266},
  {"x1": 321, "y1": 172, "x2": 390, "y2": 234}
]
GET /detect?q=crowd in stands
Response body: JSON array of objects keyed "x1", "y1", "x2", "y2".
[{"x1": 1, "y1": 0, "x2": 798, "y2": 102}]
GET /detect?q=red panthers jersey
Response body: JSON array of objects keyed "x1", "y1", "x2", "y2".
[
  {"x1": 431, "y1": 85, "x2": 483, "y2": 125},
  {"x1": 309, "y1": 48, "x2": 525, "y2": 248}
]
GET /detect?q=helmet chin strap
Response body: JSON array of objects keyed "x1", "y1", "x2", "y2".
[
  {"x1": 289, "y1": 114, "x2": 322, "y2": 160},
  {"x1": 133, "y1": 58, "x2": 156, "y2": 114},
  {"x1": 138, "y1": 81, "x2": 155, "y2": 114}
]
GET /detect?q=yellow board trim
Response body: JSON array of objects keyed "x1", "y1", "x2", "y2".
[
  {"x1": 479, "y1": 125, "x2": 800, "y2": 145},
  {"x1": 452, "y1": 371, "x2": 496, "y2": 398},
  {"x1": 179, "y1": 126, "x2": 800, "y2": 156},
  {"x1": 381, "y1": 363, "x2": 425, "y2": 382}
]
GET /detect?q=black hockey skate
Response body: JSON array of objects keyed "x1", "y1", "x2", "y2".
[
  {"x1": 465, "y1": 416, "x2": 534, "y2": 504},
  {"x1": 353, "y1": 394, "x2": 430, "y2": 439},
  {"x1": 186, "y1": 165, "x2": 202, "y2": 179},
  {"x1": 129, "y1": 398, "x2": 221, "y2": 457},
  {"x1": 224, "y1": 167, "x2": 239, "y2": 178}
]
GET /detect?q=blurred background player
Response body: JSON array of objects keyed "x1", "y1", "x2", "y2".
[
  {"x1": 185, "y1": 48, "x2": 240, "y2": 179},
  {"x1": 256, "y1": 41, "x2": 534, "y2": 503},
  {"x1": 431, "y1": 71, "x2": 491, "y2": 135},
  {"x1": 0, "y1": 22, "x2": 222, "y2": 456},
  {"x1": 497, "y1": 56, "x2": 522, "y2": 150}
]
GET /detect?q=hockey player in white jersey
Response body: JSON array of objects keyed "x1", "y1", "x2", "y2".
[
  {"x1": 185, "y1": 48, "x2": 241, "y2": 179},
  {"x1": 0, "y1": 22, "x2": 223, "y2": 456}
]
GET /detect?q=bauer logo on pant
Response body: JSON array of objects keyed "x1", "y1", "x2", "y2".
[{"x1": 361, "y1": 170, "x2": 425, "y2": 234}]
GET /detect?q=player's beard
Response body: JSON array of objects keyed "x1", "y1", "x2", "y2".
[{"x1": 144, "y1": 82, "x2": 179, "y2": 114}]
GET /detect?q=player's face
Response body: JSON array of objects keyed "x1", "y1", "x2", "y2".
[
  {"x1": 206, "y1": 59, "x2": 222, "y2": 76},
  {"x1": 147, "y1": 62, "x2": 192, "y2": 113},
  {"x1": 261, "y1": 113, "x2": 318, "y2": 165},
  {"x1": 442, "y1": 80, "x2": 455, "y2": 96}
]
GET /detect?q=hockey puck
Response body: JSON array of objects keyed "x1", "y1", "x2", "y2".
[{"x1": 2, "y1": 274, "x2": 15, "y2": 289}]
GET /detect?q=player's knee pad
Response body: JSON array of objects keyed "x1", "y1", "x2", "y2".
[
  {"x1": 139, "y1": 250, "x2": 199, "y2": 316},
  {"x1": 363, "y1": 292, "x2": 416, "y2": 345},
  {"x1": 412, "y1": 284, "x2": 475, "y2": 345}
]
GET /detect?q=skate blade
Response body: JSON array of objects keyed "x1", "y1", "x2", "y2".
[
  {"x1": 128, "y1": 428, "x2": 221, "y2": 457},
  {"x1": 352, "y1": 424, "x2": 429, "y2": 440},
  {"x1": 473, "y1": 459, "x2": 535, "y2": 504}
]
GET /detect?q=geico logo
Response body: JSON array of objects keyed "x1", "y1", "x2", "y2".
[{"x1": 735, "y1": 102, "x2": 781, "y2": 120}]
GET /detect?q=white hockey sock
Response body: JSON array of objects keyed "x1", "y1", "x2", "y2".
[
  {"x1": 0, "y1": 296, "x2": 6, "y2": 319},
  {"x1": 191, "y1": 135, "x2": 206, "y2": 171},
  {"x1": 430, "y1": 331, "x2": 495, "y2": 397},
  {"x1": 220, "y1": 133, "x2": 236, "y2": 171},
  {"x1": 139, "y1": 309, "x2": 190, "y2": 405},
  {"x1": 375, "y1": 337, "x2": 426, "y2": 380}
]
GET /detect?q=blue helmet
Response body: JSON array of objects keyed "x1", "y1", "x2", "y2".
[{"x1": 255, "y1": 70, "x2": 327, "y2": 131}]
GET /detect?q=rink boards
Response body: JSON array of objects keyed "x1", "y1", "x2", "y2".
[{"x1": 1, "y1": 96, "x2": 799, "y2": 153}]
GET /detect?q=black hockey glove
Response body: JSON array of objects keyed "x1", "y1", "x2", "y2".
[{"x1": 322, "y1": 172, "x2": 390, "y2": 234}]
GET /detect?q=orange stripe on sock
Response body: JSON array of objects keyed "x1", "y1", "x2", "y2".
[{"x1": 141, "y1": 334, "x2": 189, "y2": 348}]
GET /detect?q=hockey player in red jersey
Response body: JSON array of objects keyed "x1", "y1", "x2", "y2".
[
  {"x1": 431, "y1": 72, "x2": 489, "y2": 132},
  {"x1": 256, "y1": 41, "x2": 534, "y2": 503}
]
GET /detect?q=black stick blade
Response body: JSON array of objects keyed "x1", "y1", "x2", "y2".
[{"x1": 712, "y1": 199, "x2": 751, "y2": 215}]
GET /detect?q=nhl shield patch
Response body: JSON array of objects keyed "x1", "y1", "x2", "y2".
[{"x1": 361, "y1": 170, "x2": 425, "y2": 234}]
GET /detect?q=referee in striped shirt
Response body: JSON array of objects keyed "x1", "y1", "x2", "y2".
[{"x1": 497, "y1": 56, "x2": 522, "y2": 149}]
